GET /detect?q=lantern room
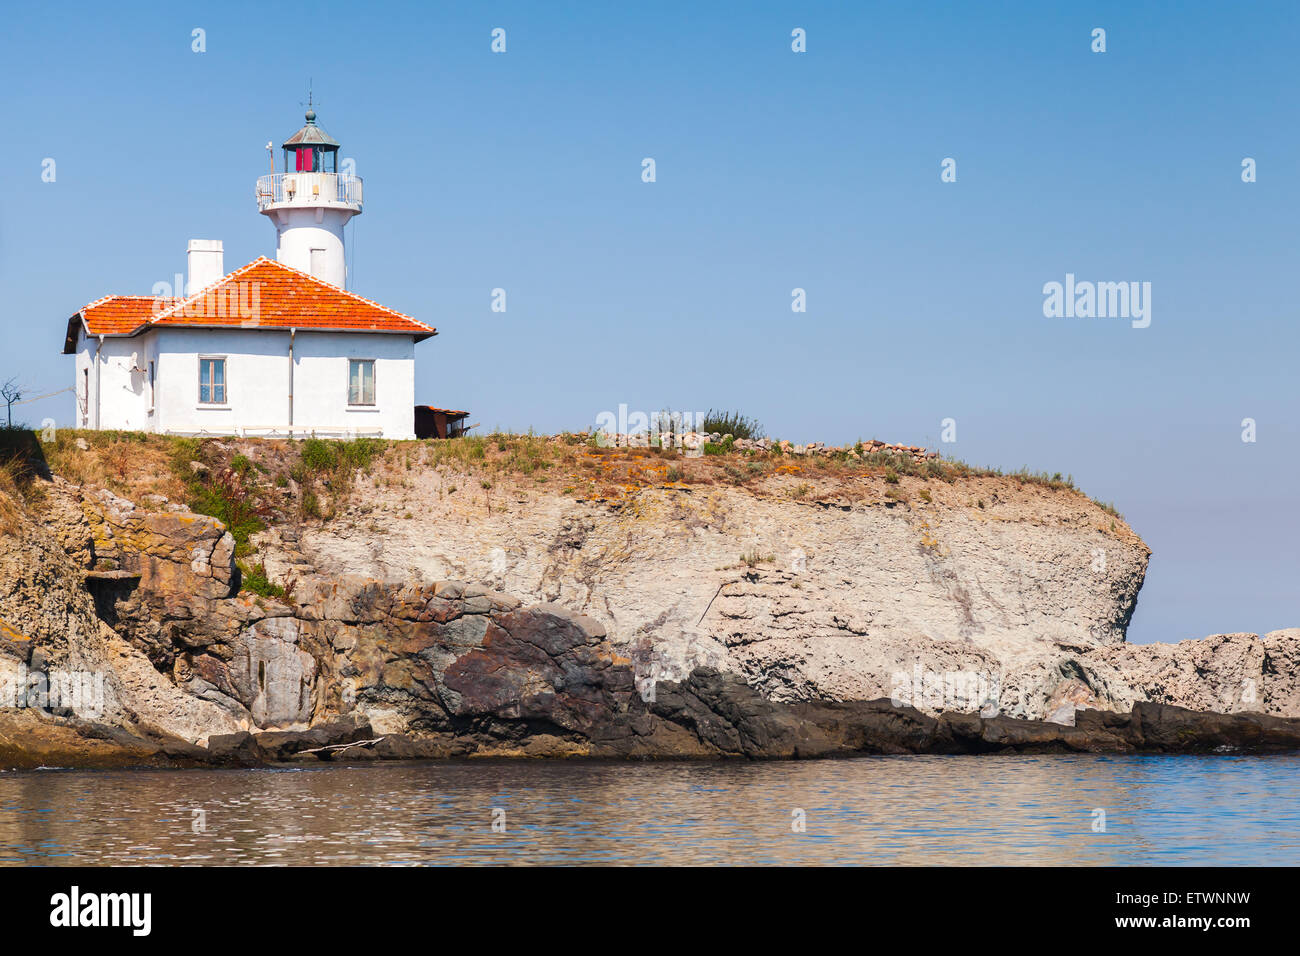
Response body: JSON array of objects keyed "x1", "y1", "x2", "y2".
[
  {"x1": 282, "y1": 108, "x2": 340, "y2": 173},
  {"x1": 257, "y1": 103, "x2": 363, "y2": 289}
]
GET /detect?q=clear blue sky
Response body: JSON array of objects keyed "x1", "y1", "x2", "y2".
[{"x1": 2, "y1": 1, "x2": 1297, "y2": 645}]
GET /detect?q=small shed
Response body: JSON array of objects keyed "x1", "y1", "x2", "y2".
[{"x1": 415, "y1": 406, "x2": 471, "y2": 439}]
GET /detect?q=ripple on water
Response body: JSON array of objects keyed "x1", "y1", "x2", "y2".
[{"x1": 0, "y1": 754, "x2": 1298, "y2": 864}]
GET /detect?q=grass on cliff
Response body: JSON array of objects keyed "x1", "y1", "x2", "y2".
[
  {"x1": 236, "y1": 560, "x2": 286, "y2": 600},
  {"x1": 16, "y1": 427, "x2": 1126, "y2": 536},
  {"x1": 166, "y1": 435, "x2": 385, "y2": 545},
  {"x1": 0, "y1": 426, "x2": 52, "y2": 532},
  {"x1": 38, "y1": 428, "x2": 185, "y2": 503},
  {"x1": 0, "y1": 458, "x2": 29, "y2": 535},
  {"x1": 161, "y1": 438, "x2": 274, "y2": 555},
  {"x1": 385, "y1": 432, "x2": 1109, "y2": 510},
  {"x1": 289, "y1": 437, "x2": 383, "y2": 519}
]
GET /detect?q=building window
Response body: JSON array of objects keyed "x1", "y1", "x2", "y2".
[
  {"x1": 199, "y1": 357, "x2": 226, "y2": 404},
  {"x1": 348, "y1": 359, "x2": 375, "y2": 406},
  {"x1": 148, "y1": 361, "x2": 156, "y2": 412}
]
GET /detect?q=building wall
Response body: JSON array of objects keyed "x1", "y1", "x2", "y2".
[
  {"x1": 79, "y1": 327, "x2": 417, "y2": 439},
  {"x1": 289, "y1": 331, "x2": 415, "y2": 439},
  {"x1": 74, "y1": 329, "x2": 155, "y2": 431}
]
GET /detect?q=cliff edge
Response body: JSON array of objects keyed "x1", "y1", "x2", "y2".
[{"x1": 0, "y1": 431, "x2": 1295, "y2": 764}]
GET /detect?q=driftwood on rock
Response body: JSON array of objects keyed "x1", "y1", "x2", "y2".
[{"x1": 295, "y1": 736, "x2": 386, "y2": 757}]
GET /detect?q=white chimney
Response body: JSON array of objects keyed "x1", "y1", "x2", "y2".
[{"x1": 187, "y1": 239, "x2": 224, "y2": 294}]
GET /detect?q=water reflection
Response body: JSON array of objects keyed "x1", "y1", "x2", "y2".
[{"x1": 1, "y1": 754, "x2": 1296, "y2": 865}]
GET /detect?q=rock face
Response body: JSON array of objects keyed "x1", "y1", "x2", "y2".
[
  {"x1": 270, "y1": 468, "x2": 1164, "y2": 719},
  {"x1": 6, "y1": 458, "x2": 1300, "y2": 767},
  {"x1": 1079, "y1": 630, "x2": 1300, "y2": 716},
  {"x1": 645, "y1": 672, "x2": 1300, "y2": 758},
  {"x1": 0, "y1": 709, "x2": 212, "y2": 771},
  {"x1": 0, "y1": 479, "x2": 245, "y2": 751},
  {"x1": 83, "y1": 486, "x2": 236, "y2": 668}
]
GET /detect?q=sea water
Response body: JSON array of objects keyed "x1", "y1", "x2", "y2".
[{"x1": 1, "y1": 754, "x2": 1297, "y2": 865}]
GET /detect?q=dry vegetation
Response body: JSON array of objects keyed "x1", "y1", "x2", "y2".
[
  {"x1": 0, "y1": 458, "x2": 28, "y2": 535},
  {"x1": 0, "y1": 427, "x2": 1126, "y2": 548},
  {"x1": 356, "y1": 432, "x2": 1126, "y2": 535}
]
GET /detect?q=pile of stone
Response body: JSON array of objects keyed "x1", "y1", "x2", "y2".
[{"x1": 567, "y1": 431, "x2": 937, "y2": 462}]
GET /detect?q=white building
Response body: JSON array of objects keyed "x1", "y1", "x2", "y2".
[{"x1": 62, "y1": 109, "x2": 436, "y2": 440}]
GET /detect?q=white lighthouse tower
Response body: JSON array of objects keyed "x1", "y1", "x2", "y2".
[{"x1": 256, "y1": 106, "x2": 363, "y2": 288}]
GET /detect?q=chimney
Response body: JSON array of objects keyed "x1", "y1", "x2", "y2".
[{"x1": 187, "y1": 239, "x2": 224, "y2": 294}]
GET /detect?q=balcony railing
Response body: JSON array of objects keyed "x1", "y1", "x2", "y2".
[{"x1": 256, "y1": 172, "x2": 363, "y2": 211}]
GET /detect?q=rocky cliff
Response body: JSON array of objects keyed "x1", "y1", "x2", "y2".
[
  {"x1": 1, "y1": 433, "x2": 1297, "y2": 766},
  {"x1": 259, "y1": 441, "x2": 1293, "y2": 722}
]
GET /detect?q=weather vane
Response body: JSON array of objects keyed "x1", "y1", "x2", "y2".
[{"x1": 300, "y1": 80, "x2": 319, "y2": 115}]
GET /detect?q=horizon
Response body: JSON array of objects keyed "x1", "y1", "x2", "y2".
[{"x1": 2, "y1": 0, "x2": 1298, "y2": 646}]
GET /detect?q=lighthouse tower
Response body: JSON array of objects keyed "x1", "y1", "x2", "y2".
[{"x1": 256, "y1": 106, "x2": 363, "y2": 288}]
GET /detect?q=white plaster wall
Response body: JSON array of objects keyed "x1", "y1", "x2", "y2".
[
  {"x1": 76, "y1": 329, "x2": 153, "y2": 431},
  {"x1": 151, "y1": 328, "x2": 284, "y2": 436},
  {"x1": 73, "y1": 331, "x2": 93, "y2": 428},
  {"x1": 143, "y1": 328, "x2": 415, "y2": 439},
  {"x1": 291, "y1": 332, "x2": 415, "y2": 439}
]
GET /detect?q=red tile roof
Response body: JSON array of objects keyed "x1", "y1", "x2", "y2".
[
  {"x1": 63, "y1": 295, "x2": 179, "y2": 352},
  {"x1": 64, "y1": 257, "x2": 435, "y2": 352},
  {"x1": 84, "y1": 295, "x2": 176, "y2": 333}
]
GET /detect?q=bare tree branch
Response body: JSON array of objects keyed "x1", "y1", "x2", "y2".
[{"x1": 1, "y1": 378, "x2": 23, "y2": 428}]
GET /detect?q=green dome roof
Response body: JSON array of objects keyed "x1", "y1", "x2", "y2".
[{"x1": 281, "y1": 108, "x2": 340, "y2": 150}]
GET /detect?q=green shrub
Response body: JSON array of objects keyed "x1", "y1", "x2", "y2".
[
  {"x1": 292, "y1": 437, "x2": 385, "y2": 518},
  {"x1": 238, "y1": 561, "x2": 285, "y2": 599},
  {"x1": 301, "y1": 490, "x2": 321, "y2": 519},
  {"x1": 338, "y1": 437, "x2": 384, "y2": 471},
  {"x1": 700, "y1": 410, "x2": 764, "y2": 441},
  {"x1": 300, "y1": 438, "x2": 335, "y2": 472},
  {"x1": 428, "y1": 435, "x2": 487, "y2": 466},
  {"x1": 186, "y1": 471, "x2": 266, "y2": 556},
  {"x1": 169, "y1": 441, "x2": 267, "y2": 555}
]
